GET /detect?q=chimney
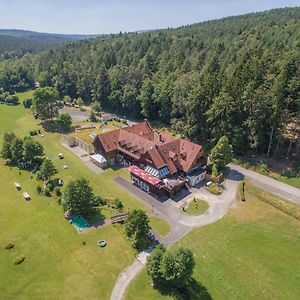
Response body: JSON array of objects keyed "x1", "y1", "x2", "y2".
[{"x1": 159, "y1": 134, "x2": 164, "y2": 142}]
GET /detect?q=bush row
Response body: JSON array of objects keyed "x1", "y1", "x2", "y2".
[{"x1": 255, "y1": 190, "x2": 300, "y2": 221}]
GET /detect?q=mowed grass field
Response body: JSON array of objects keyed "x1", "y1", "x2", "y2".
[
  {"x1": 185, "y1": 198, "x2": 209, "y2": 216},
  {"x1": 0, "y1": 91, "x2": 148, "y2": 299},
  {"x1": 149, "y1": 216, "x2": 171, "y2": 237},
  {"x1": 126, "y1": 184, "x2": 300, "y2": 300}
]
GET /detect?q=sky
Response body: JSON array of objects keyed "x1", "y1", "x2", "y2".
[{"x1": 0, "y1": 0, "x2": 299, "y2": 34}]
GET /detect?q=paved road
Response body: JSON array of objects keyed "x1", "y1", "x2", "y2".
[
  {"x1": 60, "y1": 108, "x2": 90, "y2": 122},
  {"x1": 60, "y1": 107, "x2": 137, "y2": 126},
  {"x1": 110, "y1": 171, "x2": 241, "y2": 300},
  {"x1": 230, "y1": 163, "x2": 300, "y2": 204}
]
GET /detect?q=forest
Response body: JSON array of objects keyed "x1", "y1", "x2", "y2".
[
  {"x1": 0, "y1": 35, "x2": 48, "y2": 60},
  {"x1": 0, "y1": 7, "x2": 299, "y2": 155}
]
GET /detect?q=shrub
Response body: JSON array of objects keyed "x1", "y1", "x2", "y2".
[
  {"x1": 280, "y1": 169, "x2": 297, "y2": 178},
  {"x1": 46, "y1": 180, "x2": 55, "y2": 191},
  {"x1": 93, "y1": 195, "x2": 106, "y2": 206},
  {"x1": 254, "y1": 188, "x2": 300, "y2": 221},
  {"x1": 36, "y1": 185, "x2": 42, "y2": 194},
  {"x1": 5, "y1": 158, "x2": 13, "y2": 166},
  {"x1": 54, "y1": 187, "x2": 62, "y2": 197},
  {"x1": 82, "y1": 241, "x2": 86, "y2": 245},
  {"x1": 113, "y1": 198, "x2": 123, "y2": 211},
  {"x1": 36, "y1": 171, "x2": 42, "y2": 180},
  {"x1": 258, "y1": 163, "x2": 269, "y2": 175},
  {"x1": 14, "y1": 255, "x2": 25, "y2": 265},
  {"x1": 23, "y1": 98, "x2": 32, "y2": 108},
  {"x1": 239, "y1": 181, "x2": 246, "y2": 201},
  {"x1": 29, "y1": 130, "x2": 38, "y2": 136},
  {"x1": 57, "y1": 197, "x2": 62, "y2": 205},
  {"x1": 5, "y1": 242, "x2": 14, "y2": 249},
  {"x1": 44, "y1": 188, "x2": 51, "y2": 197},
  {"x1": 207, "y1": 183, "x2": 221, "y2": 195}
]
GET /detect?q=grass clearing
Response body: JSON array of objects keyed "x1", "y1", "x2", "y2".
[
  {"x1": 0, "y1": 91, "x2": 148, "y2": 299},
  {"x1": 149, "y1": 216, "x2": 171, "y2": 236},
  {"x1": 185, "y1": 198, "x2": 209, "y2": 216},
  {"x1": 125, "y1": 183, "x2": 300, "y2": 300}
]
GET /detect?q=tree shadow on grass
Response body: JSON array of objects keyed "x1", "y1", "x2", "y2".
[
  {"x1": 40, "y1": 120, "x2": 74, "y2": 134},
  {"x1": 154, "y1": 278, "x2": 212, "y2": 300},
  {"x1": 85, "y1": 209, "x2": 105, "y2": 227},
  {"x1": 40, "y1": 120, "x2": 60, "y2": 133}
]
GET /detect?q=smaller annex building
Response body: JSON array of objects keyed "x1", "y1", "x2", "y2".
[
  {"x1": 93, "y1": 121, "x2": 207, "y2": 196},
  {"x1": 90, "y1": 154, "x2": 107, "y2": 168}
]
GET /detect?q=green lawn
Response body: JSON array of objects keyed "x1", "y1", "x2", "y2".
[
  {"x1": 149, "y1": 216, "x2": 171, "y2": 236},
  {"x1": 126, "y1": 184, "x2": 300, "y2": 300},
  {"x1": 0, "y1": 92, "x2": 148, "y2": 299},
  {"x1": 185, "y1": 198, "x2": 209, "y2": 216}
]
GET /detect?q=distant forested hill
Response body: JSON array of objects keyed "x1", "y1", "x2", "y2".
[
  {"x1": 0, "y1": 35, "x2": 47, "y2": 59},
  {"x1": 0, "y1": 29, "x2": 98, "y2": 45},
  {"x1": 0, "y1": 29, "x2": 98, "y2": 60},
  {"x1": 1, "y1": 7, "x2": 300, "y2": 155}
]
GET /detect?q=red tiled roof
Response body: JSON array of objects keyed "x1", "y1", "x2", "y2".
[
  {"x1": 147, "y1": 147, "x2": 166, "y2": 169},
  {"x1": 128, "y1": 165, "x2": 161, "y2": 186},
  {"x1": 123, "y1": 121, "x2": 152, "y2": 136},
  {"x1": 97, "y1": 129, "x2": 120, "y2": 153},
  {"x1": 96, "y1": 121, "x2": 205, "y2": 174}
]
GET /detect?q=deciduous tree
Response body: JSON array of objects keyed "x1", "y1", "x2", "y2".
[
  {"x1": 160, "y1": 248, "x2": 195, "y2": 288},
  {"x1": 210, "y1": 136, "x2": 233, "y2": 174},
  {"x1": 1, "y1": 132, "x2": 16, "y2": 159},
  {"x1": 124, "y1": 209, "x2": 150, "y2": 250},
  {"x1": 23, "y1": 137, "x2": 44, "y2": 167},
  {"x1": 146, "y1": 244, "x2": 166, "y2": 284},
  {"x1": 33, "y1": 87, "x2": 62, "y2": 120},
  {"x1": 63, "y1": 178, "x2": 95, "y2": 216},
  {"x1": 39, "y1": 159, "x2": 57, "y2": 183},
  {"x1": 10, "y1": 138, "x2": 23, "y2": 165},
  {"x1": 57, "y1": 113, "x2": 72, "y2": 131}
]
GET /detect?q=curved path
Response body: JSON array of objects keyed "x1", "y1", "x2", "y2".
[{"x1": 110, "y1": 169, "x2": 242, "y2": 300}]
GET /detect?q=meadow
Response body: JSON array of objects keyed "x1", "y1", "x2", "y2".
[
  {"x1": 126, "y1": 184, "x2": 300, "y2": 300},
  {"x1": 0, "y1": 91, "x2": 148, "y2": 299}
]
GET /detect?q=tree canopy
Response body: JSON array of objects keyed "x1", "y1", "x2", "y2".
[
  {"x1": 33, "y1": 87, "x2": 62, "y2": 120},
  {"x1": 124, "y1": 209, "x2": 150, "y2": 250},
  {"x1": 63, "y1": 178, "x2": 96, "y2": 216},
  {"x1": 210, "y1": 136, "x2": 234, "y2": 174},
  {"x1": 146, "y1": 246, "x2": 195, "y2": 288},
  {"x1": 57, "y1": 113, "x2": 72, "y2": 131},
  {"x1": 39, "y1": 159, "x2": 57, "y2": 182}
]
